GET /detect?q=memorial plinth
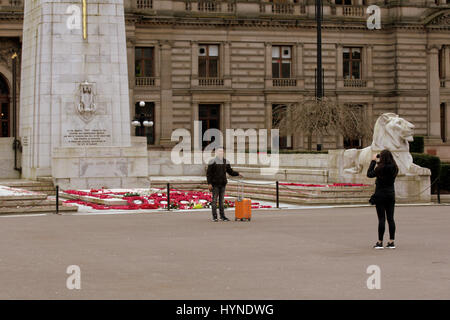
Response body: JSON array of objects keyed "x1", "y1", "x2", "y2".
[{"x1": 19, "y1": 0, "x2": 148, "y2": 188}]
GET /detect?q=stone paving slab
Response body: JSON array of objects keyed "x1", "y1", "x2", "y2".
[{"x1": 0, "y1": 205, "x2": 449, "y2": 299}]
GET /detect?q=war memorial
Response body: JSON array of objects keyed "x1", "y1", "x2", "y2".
[{"x1": 0, "y1": 0, "x2": 449, "y2": 303}]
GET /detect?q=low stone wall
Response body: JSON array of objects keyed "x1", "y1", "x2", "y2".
[
  {"x1": 0, "y1": 138, "x2": 21, "y2": 179},
  {"x1": 147, "y1": 150, "x2": 329, "y2": 178}
]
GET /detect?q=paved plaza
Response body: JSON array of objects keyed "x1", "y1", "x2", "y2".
[{"x1": 0, "y1": 205, "x2": 449, "y2": 300}]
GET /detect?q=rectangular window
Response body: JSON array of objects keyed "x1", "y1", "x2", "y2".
[
  {"x1": 199, "y1": 44, "x2": 219, "y2": 78},
  {"x1": 272, "y1": 46, "x2": 292, "y2": 79},
  {"x1": 343, "y1": 104, "x2": 364, "y2": 149},
  {"x1": 272, "y1": 104, "x2": 292, "y2": 149},
  {"x1": 441, "y1": 103, "x2": 447, "y2": 143},
  {"x1": 135, "y1": 47, "x2": 155, "y2": 77},
  {"x1": 134, "y1": 102, "x2": 155, "y2": 145},
  {"x1": 199, "y1": 104, "x2": 221, "y2": 149},
  {"x1": 343, "y1": 47, "x2": 362, "y2": 79},
  {"x1": 1, "y1": 102, "x2": 9, "y2": 138},
  {"x1": 439, "y1": 48, "x2": 445, "y2": 79},
  {"x1": 335, "y1": 0, "x2": 352, "y2": 4}
]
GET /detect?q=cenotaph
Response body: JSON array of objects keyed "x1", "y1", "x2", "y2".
[{"x1": 20, "y1": 0, "x2": 148, "y2": 189}]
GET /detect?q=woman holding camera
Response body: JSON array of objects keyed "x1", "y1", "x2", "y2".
[{"x1": 367, "y1": 150, "x2": 399, "y2": 249}]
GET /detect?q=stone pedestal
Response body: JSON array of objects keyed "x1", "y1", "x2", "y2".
[
  {"x1": 52, "y1": 136, "x2": 149, "y2": 189},
  {"x1": 328, "y1": 150, "x2": 431, "y2": 203},
  {"x1": 19, "y1": 0, "x2": 147, "y2": 188}
]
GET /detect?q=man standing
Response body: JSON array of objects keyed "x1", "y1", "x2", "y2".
[{"x1": 206, "y1": 147, "x2": 243, "y2": 221}]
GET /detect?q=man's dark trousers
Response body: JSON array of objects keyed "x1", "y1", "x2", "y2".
[{"x1": 211, "y1": 185, "x2": 226, "y2": 219}]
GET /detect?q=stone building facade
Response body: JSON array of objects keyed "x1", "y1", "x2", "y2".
[{"x1": 1, "y1": 0, "x2": 450, "y2": 160}]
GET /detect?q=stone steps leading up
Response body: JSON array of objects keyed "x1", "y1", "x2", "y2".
[
  {"x1": 149, "y1": 177, "x2": 375, "y2": 205},
  {"x1": 0, "y1": 179, "x2": 56, "y2": 196},
  {"x1": 0, "y1": 182, "x2": 77, "y2": 215},
  {"x1": 0, "y1": 205, "x2": 77, "y2": 215},
  {"x1": 232, "y1": 166, "x2": 328, "y2": 183}
]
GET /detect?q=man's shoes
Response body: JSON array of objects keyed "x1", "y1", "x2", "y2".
[
  {"x1": 373, "y1": 242, "x2": 384, "y2": 250},
  {"x1": 212, "y1": 217, "x2": 218, "y2": 222},
  {"x1": 220, "y1": 216, "x2": 230, "y2": 222},
  {"x1": 386, "y1": 242, "x2": 396, "y2": 249}
]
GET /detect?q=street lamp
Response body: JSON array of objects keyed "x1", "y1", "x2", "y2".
[
  {"x1": 132, "y1": 101, "x2": 153, "y2": 136},
  {"x1": 315, "y1": 0, "x2": 323, "y2": 99},
  {"x1": 11, "y1": 51, "x2": 21, "y2": 173}
]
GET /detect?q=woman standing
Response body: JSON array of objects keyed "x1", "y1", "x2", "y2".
[{"x1": 367, "y1": 149, "x2": 399, "y2": 249}]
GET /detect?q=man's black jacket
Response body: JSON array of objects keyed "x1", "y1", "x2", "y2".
[{"x1": 206, "y1": 157, "x2": 240, "y2": 186}]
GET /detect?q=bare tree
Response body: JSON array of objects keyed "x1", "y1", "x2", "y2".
[{"x1": 272, "y1": 97, "x2": 373, "y2": 151}]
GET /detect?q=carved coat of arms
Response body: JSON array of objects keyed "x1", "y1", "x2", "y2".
[{"x1": 77, "y1": 80, "x2": 96, "y2": 123}]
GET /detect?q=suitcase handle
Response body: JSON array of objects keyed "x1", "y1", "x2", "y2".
[{"x1": 237, "y1": 179, "x2": 244, "y2": 201}]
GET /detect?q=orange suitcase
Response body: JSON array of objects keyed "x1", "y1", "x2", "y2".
[
  {"x1": 234, "y1": 181, "x2": 251, "y2": 221},
  {"x1": 235, "y1": 198, "x2": 251, "y2": 221}
]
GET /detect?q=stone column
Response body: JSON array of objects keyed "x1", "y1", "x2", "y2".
[
  {"x1": 154, "y1": 100, "x2": 161, "y2": 145},
  {"x1": 190, "y1": 41, "x2": 198, "y2": 87},
  {"x1": 159, "y1": 40, "x2": 174, "y2": 147},
  {"x1": 155, "y1": 43, "x2": 161, "y2": 79},
  {"x1": 445, "y1": 102, "x2": 450, "y2": 143},
  {"x1": 265, "y1": 42, "x2": 272, "y2": 79},
  {"x1": 367, "y1": 45, "x2": 373, "y2": 78},
  {"x1": 190, "y1": 99, "x2": 199, "y2": 151},
  {"x1": 126, "y1": 37, "x2": 135, "y2": 137},
  {"x1": 191, "y1": 41, "x2": 198, "y2": 79},
  {"x1": 296, "y1": 43, "x2": 303, "y2": 78},
  {"x1": 336, "y1": 44, "x2": 343, "y2": 89},
  {"x1": 427, "y1": 45, "x2": 442, "y2": 142},
  {"x1": 265, "y1": 100, "x2": 272, "y2": 130},
  {"x1": 224, "y1": 41, "x2": 231, "y2": 77}
]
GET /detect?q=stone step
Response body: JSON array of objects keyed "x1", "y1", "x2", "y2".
[
  {"x1": 232, "y1": 166, "x2": 329, "y2": 183},
  {"x1": 225, "y1": 190, "x2": 370, "y2": 205},
  {"x1": 0, "y1": 179, "x2": 56, "y2": 197},
  {"x1": 17, "y1": 186, "x2": 56, "y2": 191},
  {"x1": 0, "y1": 204, "x2": 78, "y2": 215},
  {"x1": 225, "y1": 184, "x2": 373, "y2": 199},
  {"x1": 36, "y1": 176, "x2": 54, "y2": 183},
  {"x1": 0, "y1": 180, "x2": 54, "y2": 188},
  {"x1": 0, "y1": 182, "x2": 77, "y2": 214},
  {"x1": 0, "y1": 199, "x2": 65, "y2": 207}
]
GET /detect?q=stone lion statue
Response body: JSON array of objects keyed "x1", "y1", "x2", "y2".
[{"x1": 343, "y1": 113, "x2": 429, "y2": 176}]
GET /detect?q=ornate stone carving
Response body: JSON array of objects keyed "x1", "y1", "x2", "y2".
[
  {"x1": 76, "y1": 80, "x2": 96, "y2": 123},
  {"x1": 430, "y1": 12, "x2": 450, "y2": 26}
]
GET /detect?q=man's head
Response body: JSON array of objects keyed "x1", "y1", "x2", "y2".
[{"x1": 215, "y1": 147, "x2": 224, "y2": 159}]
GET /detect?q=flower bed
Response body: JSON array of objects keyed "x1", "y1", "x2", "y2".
[{"x1": 62, "y1": 188, "x2": 273, "y2": 211}]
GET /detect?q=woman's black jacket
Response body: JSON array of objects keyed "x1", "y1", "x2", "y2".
[{"x1": 367, "y1": 160, "x2": 398, "y2": 198}]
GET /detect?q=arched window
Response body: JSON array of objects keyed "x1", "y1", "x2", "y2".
[{"x1": 0, "y1": 74, "x2": 10, "y2": 137}]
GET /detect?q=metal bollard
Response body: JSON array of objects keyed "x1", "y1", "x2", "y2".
[
  {"x1": 276, "y1": 181, "x2": 279, "y2": 209},
  {"x1": 167, "y1": 183, "x2": 170, "y2": 211},
  {"x1": 56, "y1": 185, "x2": 59, "y2": 214},
  {"x1": 437, "y1": 178, "x2": 441, "y2": 204}
]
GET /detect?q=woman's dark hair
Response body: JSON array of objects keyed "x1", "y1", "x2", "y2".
[{"x1": 375, "y1": 149, "x2": 399, "y2": 177}]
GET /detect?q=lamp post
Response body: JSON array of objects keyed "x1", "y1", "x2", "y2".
[
  {"x1": 131, "y1": 101, "x2": 153, "y2": 138},
  {"x1": 11, "y1": 51, "x2": 21, "y2": 173},
  {"x1": 315, "y1": 0, "x2": 323, "y2": 99}
]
